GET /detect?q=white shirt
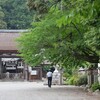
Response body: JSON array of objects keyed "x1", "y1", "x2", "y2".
[{"x1": 47, "y1": 71, "x2": 52, "y2": 77}]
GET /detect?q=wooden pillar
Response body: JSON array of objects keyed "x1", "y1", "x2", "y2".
[
  {"x1": 24, "y1": 64, "x2": 28, "y2": 81},
  {"x1": 40, "y1": 67, "x2": 42, "y2": 80},
  {"x1": 93, "y1": 63, "x2": 98, "y2": 83}
]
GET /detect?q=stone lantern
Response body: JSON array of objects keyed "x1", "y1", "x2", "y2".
[{"x1": 78, "y1": 67, "x2": 86, "y2": 75}]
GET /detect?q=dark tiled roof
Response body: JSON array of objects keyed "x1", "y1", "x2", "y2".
[{"x1": 0, "y1": 30, "x2": 27, "y2": 52}]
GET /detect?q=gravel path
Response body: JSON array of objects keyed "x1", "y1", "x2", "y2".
[{"x1": 0, "y1": 82, "x2": 99, "y2": 100}]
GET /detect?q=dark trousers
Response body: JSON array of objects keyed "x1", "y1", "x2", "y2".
[{"x1": 48, "y1": 77, "x2": 52, "y2": 87}]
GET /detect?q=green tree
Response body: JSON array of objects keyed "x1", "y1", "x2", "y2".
[
  {"x1": 17, "y1": 0, "x2": 100, "y2": 68},
  {"x1": 0, "y1": 6, "x2": 7, "y2": 29},
  {"x1": 27, "y1": 0, "x2": 62, "y2": 21},
  {"x1": 0, "y1": 0, "x2": 34, "y2": 29}
]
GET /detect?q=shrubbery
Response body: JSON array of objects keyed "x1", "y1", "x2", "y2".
[
  {"x1": 67, "y1": 75, "x2": 87, "y2": 86},
  {"x1": 77, "y1": 75, "x2": 87, "y2": 86},
  {"x1": 91, "y1": 83, "x2": 100, "y2": 92},
  {"x1": 67, "y1": 75, "x2": 78, "y2": 85}
]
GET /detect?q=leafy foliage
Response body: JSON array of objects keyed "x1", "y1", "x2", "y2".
[
  {"x1": 17, "y1": 0, "x2": 100, "y2": 67},
  {"x1": 91, "y1": 82, "x2": 100, "y2": 92},
  {"x1": 0, "y1": 6, "x2": 7, "y2": 29},
  {"x1": 0, "y1": 0, "x2": 34, "y2": 29},
  {"x1": 67, "y1": 74, "x2": 87, "y2": 86}
]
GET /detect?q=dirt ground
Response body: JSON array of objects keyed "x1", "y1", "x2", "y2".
[{"x1": 0, "y1": 82, "x2": 99, "y2": 100}]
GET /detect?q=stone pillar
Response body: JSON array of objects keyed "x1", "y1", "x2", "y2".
[
  {"x1": 93, "y1": 63, "x2": 98, "y2": 83},
  {"x1": 87, "y1": 75, "x2": 91, "y2": 86},
  {"x1": 23, "y1": 63, "x2": 28, "y2": 81},
  {"x1": 0, "y1": 58, "x2": 2, "y2": 79},
  {"x1": 25, "y1": 66, "x2": 28, "y2": 81},
  {"x1": 93, "y1": 69, "x2": 98, "y2": 83},
  {"x1": 98, "y1": 66, "x2": 100, "y2": 84},
  {"x1": 60, "y1": 70, "x2": 63, "y2": 85},
  {"x1": 87, "y1": 68, "x2": 94, "y2": 86},
  {"x1": 87, "y1": 65, "x2": 98, "y2": 86}
]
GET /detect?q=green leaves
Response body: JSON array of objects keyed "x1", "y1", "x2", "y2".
[
  {"x1": 17, "y1": 0, "x2": 100, "y2": 68},
  {"x1": 0, "y1": 6, "x2": 7, "y2": 29},
  {"x1": 0, "y1": 0, "x2": 34, "y2": 29}
]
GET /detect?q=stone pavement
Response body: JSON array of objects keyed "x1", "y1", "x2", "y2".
[{"x1": 0, "y1": 81, "x2": 99, "y2": 100}]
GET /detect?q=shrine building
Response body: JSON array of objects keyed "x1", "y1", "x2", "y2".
[{"x1": 0, "y1": 30, "x2": 42, "y2": 81}]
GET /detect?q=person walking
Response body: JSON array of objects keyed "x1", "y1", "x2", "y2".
[{"x1": 47, "y1": 69, "x2": 53, "y2": 88}]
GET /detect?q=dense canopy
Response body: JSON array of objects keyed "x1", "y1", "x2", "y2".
[
  {"x1": 17, "y1": 0, "x2": 100, "y2": 68},
  {"x1": 0, "y1": 6, "x2": 7, "y2": 29},
  {"x1": 0, "y1": 0, "x2": 34, "y2": 29}
]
